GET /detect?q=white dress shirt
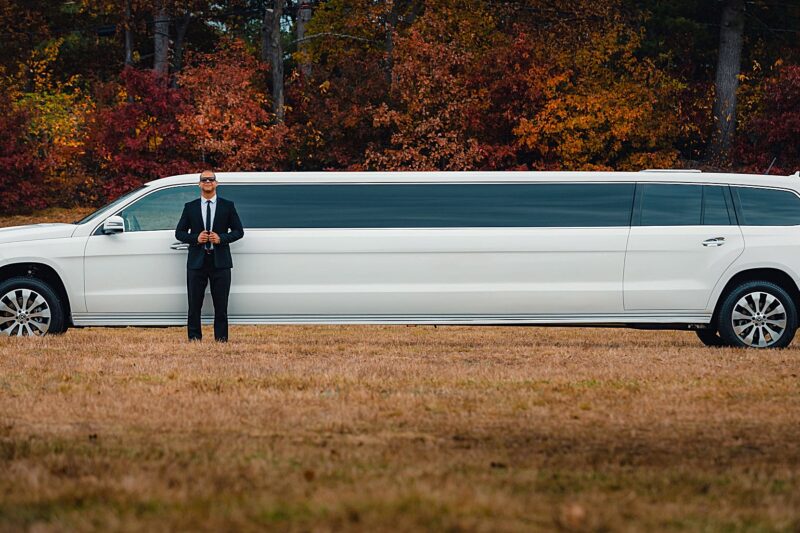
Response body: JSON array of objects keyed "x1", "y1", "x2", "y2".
[{"x1": 201, "y1": 195, "x2": 217, "y2": 249}]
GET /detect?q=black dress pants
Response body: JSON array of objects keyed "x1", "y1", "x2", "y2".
[{"x1": 187, "y1": 252, "x2": 232, "y2": 341}]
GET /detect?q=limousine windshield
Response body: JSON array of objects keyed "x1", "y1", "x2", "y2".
[{"x1": 73, "y1": 185, "x2": 148, "y2": 225}]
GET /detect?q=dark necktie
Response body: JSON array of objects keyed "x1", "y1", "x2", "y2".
[{"x1": 205, "y1": 200, "x2": 212, "y2": 251}]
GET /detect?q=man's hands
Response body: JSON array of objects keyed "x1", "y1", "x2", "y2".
[{"x1": 197, "y1": 231, "x2": 221, "y2": 245}]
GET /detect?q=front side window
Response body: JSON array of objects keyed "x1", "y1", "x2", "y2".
[
  {"x1": 221, "y1": 183, "x2": 635, "y2": 229},
  {"x1": 114, "y1": 185, "x2": 197, "y2": 232},
  {"x1": 734, "y1": 187, "x2": 800, "y2": 226}
]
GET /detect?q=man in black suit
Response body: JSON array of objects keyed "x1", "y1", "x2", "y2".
[{"x1": 175, "y1": 170, "x2": 244, "y2": 342}]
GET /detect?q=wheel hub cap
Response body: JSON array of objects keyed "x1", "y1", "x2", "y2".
[
  {"x1": 731, "y1": 291, "x2": 787, "y2": 348},
  {"x1": 0, "y1": 288, "x2": 51, "y2": 337}
]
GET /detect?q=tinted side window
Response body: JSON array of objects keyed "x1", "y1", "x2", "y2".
[
  {"x1": 734, "y1": 187, "x2": 800, "y2": 226},
  {"x1": 638, "y1": 184, "x2": 702, "y2": 226},
  {"x1": 116, "y1": 186, "x2": 197, "y2": 232},
  {"x1": 702, "y1": 185, "x2": 732, "y2": 225},
  {"x1": 221, "y1": 183, "x2": 635, "y2": 228}
]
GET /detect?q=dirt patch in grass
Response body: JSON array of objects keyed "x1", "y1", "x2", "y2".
[{"x1": 1, "y1": 325, "x2": 799, "y2": 531}]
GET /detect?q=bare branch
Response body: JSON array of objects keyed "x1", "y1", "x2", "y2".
[{"x1": 292, "y1": 32, "x2": 378, "y2": 45}]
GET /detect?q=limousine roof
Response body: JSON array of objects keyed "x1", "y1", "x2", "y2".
[{"x1": 146, "y1": 170, "x2": 800, "y2": 190}]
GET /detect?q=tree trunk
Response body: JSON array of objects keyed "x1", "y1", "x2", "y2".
[
  {"x1": 153, "y1": 2, "x2": 171, "y2": 76},
  {"x1": 708, "y1": 0, "x2": 745, "y2": 166},
  {"x1": 296, "y1": 0, "x2": 313, "y2": 78},
  {"x1": 269, "y1": 0, "x2": 285, "y2": 123},
  {"x1": 384, "y1": 2, "x2": 399, "y2": 87},
  {"x1": 124, "y1": 0, "x2": 133, "y2": 67},
  {"x1": 261, "y1": 3, "x2": 270, "y2": 63},
  {"x1": 173, "y1": 12, "x2": 192, "y2": 74}
]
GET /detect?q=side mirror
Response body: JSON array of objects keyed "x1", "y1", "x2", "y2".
[{"x1": 102, "y1": 215, "x2": 125, "y2": 235}]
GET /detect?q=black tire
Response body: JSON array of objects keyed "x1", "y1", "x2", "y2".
[
  {"x1": 695, "y1": 328, "x2": 728, "y2": 347},
  {"x1": 717, "y1": 281, "x2": 797, "y2": 349},
  {"x1": 0, "y1": 276, "x2": 67, "y2": 337}
]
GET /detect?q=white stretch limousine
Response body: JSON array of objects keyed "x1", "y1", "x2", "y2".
[{"x1": 2, "y1": 171, "x2": 800, "y2": 348}]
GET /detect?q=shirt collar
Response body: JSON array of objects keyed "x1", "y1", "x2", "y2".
[{"x1": 201, "y1": 195, "x2": 217, "y2": 204}]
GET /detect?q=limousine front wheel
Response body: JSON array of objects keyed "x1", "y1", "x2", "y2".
[
  {"x1": 0, "y1": 277, "x2": 66, "y2": 337},
  {"x1": 717, "y1": 281, "x2": 798, "y2": 349}
]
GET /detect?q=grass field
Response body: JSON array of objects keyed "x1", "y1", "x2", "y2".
[{"x1": 1, "y1": 210, "x2": 799, "y2": 531}]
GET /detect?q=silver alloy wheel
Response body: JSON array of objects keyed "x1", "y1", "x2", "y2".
[
  {"x1": 0, "y1": 288, "x2": 51, "y2": 336},
  {"x1": 731, "y1": 291, "x2": 787, "y2": 348}
]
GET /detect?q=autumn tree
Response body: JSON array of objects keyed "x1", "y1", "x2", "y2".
[
  {"x1": 83, "y1": 68, "x2": 196, "y2": 200},
  {"x1": 0, "y1": 80, "x2": 47, "y2": 213},
  {"x1": 178, "y1": 39, "x2": 288, "y2": 170},
  {"x1": 737, "y1": 65, "x2": 800, "y2": 174},
  {"x1": 13, "y1": 39, "x2": 94, "y2": 200},
  {"x1": 511, "y1": 3, "x2": 685, "y2": 170},
  {"x1": 364, "y1": 1, "x2": 493, "y2": 170},
  {"x1": 287, "y1": 0, "x2": 390, "y2": 168}
]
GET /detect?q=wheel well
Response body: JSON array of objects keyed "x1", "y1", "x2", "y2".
[
  {"x1": 0, "y1": 263, "x2": 72, "y2": 326},
  {"x1": 713, "y1": 268, "x2": 800, "y2": 323}
]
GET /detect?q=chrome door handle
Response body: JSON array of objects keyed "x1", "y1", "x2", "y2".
[
  {"x1": 702, "y1": 237, "x2": 726, "y2": 247},
  {"x1": 170, "y1": 242, "x2": 189, "y2": 251}
]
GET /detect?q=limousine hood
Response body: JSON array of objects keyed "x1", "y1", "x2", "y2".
[{"x1": 0, "y1": 223, "x2": 77, "y2": 244}]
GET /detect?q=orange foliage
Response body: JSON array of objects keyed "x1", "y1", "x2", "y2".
[
  {"x1": 512, "y1": 15, "x2": 683, "y2": 170},
  {"x1": 363, "y1": 1, "x2": 497, "y2": 170},
  {"x1": 178, "y1": 39, "x2": 288, "y2": 171},
  {"x1": 13, "y1": 39, "x2": 94, "y2": 198}
]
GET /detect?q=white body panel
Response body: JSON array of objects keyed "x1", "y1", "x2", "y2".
[
  {"x1": 83, "y1": 230, "x2": 191, "y2": 314},
  {"x1": 0, "y1": 232, "x2": 87, "y2": 314},
  {"x1": 231, "y1": 227, "x2": 628, "y2": 317},
  {"x1": 1, "y1": 171, "x2": 799, "y2": 329},
  {"x1": 624, "y1": 225, "x2": 745, "y2": 310}
]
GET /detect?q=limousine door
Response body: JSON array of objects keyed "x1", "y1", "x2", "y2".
[
  {"x1": 83, "y1": 186, "x2": 203, "y2": 322},
  {"x1": 624, "y1": 184, "x2": 744, "y2": 311}
]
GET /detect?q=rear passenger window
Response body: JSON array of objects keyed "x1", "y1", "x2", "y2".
[
  {"x1": 702, "y1": 186, "x2": 732, "y2": 225},
  {"x1": 734, "y1": 187, "x2": 800, "y2": 226},
  {"x1": 638, "y1": 184, "x2": 702, "y2": 226},
  {"x1": 221, "y1": 183, "x2": 635, "y2": 228}
]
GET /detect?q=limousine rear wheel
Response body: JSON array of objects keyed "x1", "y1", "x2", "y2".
[
  {"x1": 0, "y1": 277, "x2": 66, "y2": 337},
  {"x1": 717, "y1": 281, "x2": 797, "y2": 349}
]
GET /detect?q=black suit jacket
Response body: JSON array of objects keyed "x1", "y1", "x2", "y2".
[{"x1": 175, "y1": 197, "x2": 244, "y2": 269}]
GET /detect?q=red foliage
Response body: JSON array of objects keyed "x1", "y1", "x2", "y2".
[
  {"x1": 287, "y1": 59, "x2": 388, "y2": 170},
  {"x1": 0, "y1": 93, "x2": 47, "y2": 213},
  {"x1": 466, "y1": 31, "x2": 552, "y2": 170},
  {"x1": 364, "y1": 25, "x2": 487, "y2": 171},
  {"x1": 84, "y1": 68, "x2": 197, "y2": 201},
  {"x1": 363, "y1": 2, "x2": 499, "y2": 171},
  {"x1": 737, "y1": 65, "x2": 800, "y2": 175},
  {"x1": 178, "y1": 39, "x2": 288, "y2": 171}
]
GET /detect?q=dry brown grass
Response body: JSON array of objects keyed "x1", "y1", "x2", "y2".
[{"x1": 1, "y1": 209, "x2": 799, "y2": 532}]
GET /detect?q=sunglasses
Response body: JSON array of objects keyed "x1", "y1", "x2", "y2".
[{"x1": 200, "y1": 178, "x2": 216, "y2": 183}]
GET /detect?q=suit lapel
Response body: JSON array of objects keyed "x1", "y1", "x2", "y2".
[
  {"x1": 192, "y1": 198, "x2": 203, "y2": 230},
  {"x1": 212, "y1": 198, "x2": 225, "y2": 233}
]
